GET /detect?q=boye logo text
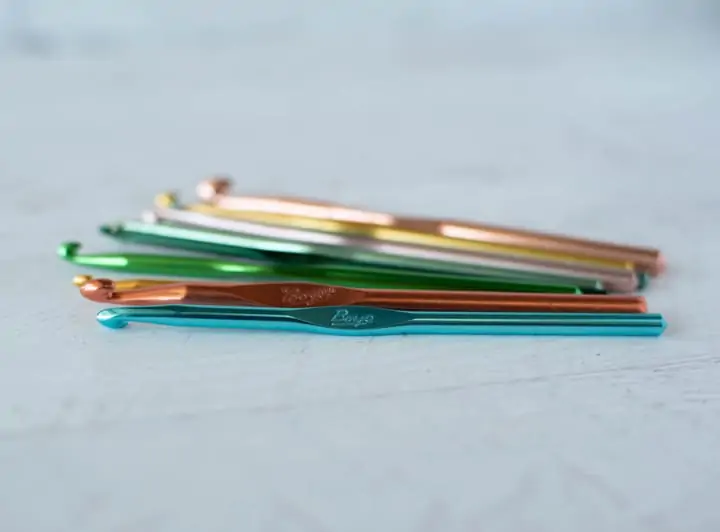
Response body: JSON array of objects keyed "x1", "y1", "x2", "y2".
[
  {"x1": 280, "y1": 286, "x2": 338, "y2": 306},
  {"x1": 330, "y1": 309, "x2": 375, "y2": 328}
]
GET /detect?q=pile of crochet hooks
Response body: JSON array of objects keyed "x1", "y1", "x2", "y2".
[{"x1": 60, "y1": 176, "x2": 666, "y2": 337}]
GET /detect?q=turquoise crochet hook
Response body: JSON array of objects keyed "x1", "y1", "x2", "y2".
[{"x1": 97, "y1": 306, "x2": 666, "y2": 337}]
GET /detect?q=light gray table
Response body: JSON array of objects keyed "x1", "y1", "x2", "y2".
[{"x1": 1, "y1": 4, "x2": 719, "y2": 531}]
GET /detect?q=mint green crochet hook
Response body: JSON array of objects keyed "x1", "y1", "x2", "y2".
[{"x1": 98, "y1": 219, "x2": 612, "y2": 293}]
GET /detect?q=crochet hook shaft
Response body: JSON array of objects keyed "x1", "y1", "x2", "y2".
[
  {"x1": 97, "y1": 306, "x2": 666, "y2": 337},
  {"x1": 197, "y1": 177, "x2": 664, "y2": 275},
  {"x1": 59, "y1": 244, "x2": 586, "y2": 294},
  {"x1": 79, "y1": 278, "x2": 646, "y2": 313}
]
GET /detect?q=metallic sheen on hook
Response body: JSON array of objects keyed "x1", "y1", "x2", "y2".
[
  {"x1": 102, "y1": 215, "x2": 620, "y2": 292},
  {"x1": 73, "y1": 274, "x2": 174, "y2": 290},
  {"x1": 121, "y1": 192, "x2": 639, "y2": 292},
  {"x1": 196, "y1": 176, "x2": 664, "y2": 275},
  {"x1": 79, "y1": 278, "x2": 647, "y2": 313},
  {"x1": 59, "y1": 244, "x2": 586, "y2": 293},
  {"x1": 97, "y1": 305, "x2": 667, "y2": 337}
]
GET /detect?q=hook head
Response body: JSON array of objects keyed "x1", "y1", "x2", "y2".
[
  {"x1": 99, "y1": 224, "x2": 122, "y2": 236},
  {"x1": 141, "y1": 211, "x2": 159, "y2": 223},
  {"x1": 97, "y1": 309, "x2": 128, "y2": 329},
  {"x1": 196, "y1": 176, "x2": 232, "y2": 202},
  {"x1": 73, "y1": 274, "x2": 93, "y2": 286},
  {"x1": 58, "y1": 241, "x2": 82, "y2": 259},
  {"x1": 155, "y1": 192, "x2": 179, "y2": 209},
  {"x1": 79, "y1": 278, "x2": 116, "y2": 302}
]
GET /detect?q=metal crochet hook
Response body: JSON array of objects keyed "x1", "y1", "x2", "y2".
[
  {"x1": 60, "y1": 245, "x2": 586, "y2": 294},
  {"x1": 96, "y1": 305, "x2": 667, "y2": 337},
  {"x1": 141, "y1": 193, "x2": 641, "y2": 293},
  {"x1": 189, "y1": 201, "x2": 638, "y2": 273},
  {"x1": 188, "y1": 192, "x2": 635, "y2": 273},
  {"x1": 79, "y1": 278, "x2": 647, "y2": 313},
  {"x1": 197, "y1": 176, "x2": 664, "y2": 276}
]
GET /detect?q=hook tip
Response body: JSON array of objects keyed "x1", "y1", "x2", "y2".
[
  {"x1": 80, "y1": 278, "x2": 116, "y2": 301},
  {"x1": 155, "y1": 192, "x2": 178, "y2": 208},
  {"x1": 141, "y1": 211, "x2": 159, "y2": 223},
  {"x1": 58, "y1": 241, "x2": 81, "y2": 259},
  {"x1": 99, "y1": 224, "x2": 121, "y2": 236},
  {"x1": 97, "y1": 308, "x2": 128, "y2": 329},
  {"x1": 73, "y1": 274, "x2": 93, "y2": 286},
  {"x1": 197, "y1": 175, "x2": 232, "y2": 201}
]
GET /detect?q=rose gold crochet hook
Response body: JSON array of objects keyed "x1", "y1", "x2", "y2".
[
  {"x1": 197, "y1": 176, "x2": 664, "y2": 275},
  {"x1": 79, "y1": 278, "x2": 647, "y2": 313}
]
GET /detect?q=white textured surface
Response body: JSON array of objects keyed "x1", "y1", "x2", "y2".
[{"x1": 1, "y1": 3, "x2": 720, "y2": 531}]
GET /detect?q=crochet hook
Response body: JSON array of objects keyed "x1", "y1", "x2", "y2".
[
  {"x1": 196, "y1": 176, "x2": 663, "y2": 275},
  {"x1": 78, "y1": 278, "x2": 647, "y2": 313},
  {"x1": 96, "y1": 305, "x2": 667, "y2": 337},
  {"x1": 59, "y1": 244, "x2": 586, "y2": 294}
]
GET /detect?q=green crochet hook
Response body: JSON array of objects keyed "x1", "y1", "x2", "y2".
[
  {"x1": 98, "y1": 220, "x2": 610, "y2": 293},
  {"x1": 57, "y1": 242, "x2": 586, "y2": 293}
]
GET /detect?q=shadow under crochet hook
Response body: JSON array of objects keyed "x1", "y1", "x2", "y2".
[{"x1": 96, "y1": 305, "x2": 667, "y2": 337}]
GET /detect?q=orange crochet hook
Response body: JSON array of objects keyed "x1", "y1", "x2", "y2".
[{"x1": 78, "y1": 278, "x2": 647, "y2": 313}]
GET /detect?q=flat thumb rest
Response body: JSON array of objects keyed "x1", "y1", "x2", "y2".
[{"x1": 96, "y1": 305, "x2": 667, "y2": 337}]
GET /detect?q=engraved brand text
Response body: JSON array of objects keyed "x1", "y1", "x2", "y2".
[
  {"x1": 330, "y1": 309, "x2": 375, "y2": 328},
  {"x1": 281, "y1": 286, "x2": 338, "y2": 306}
]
